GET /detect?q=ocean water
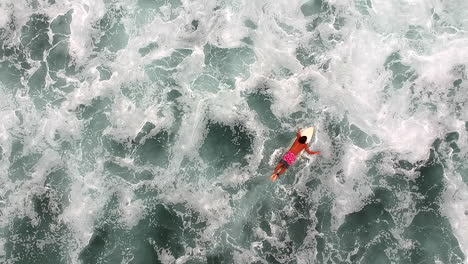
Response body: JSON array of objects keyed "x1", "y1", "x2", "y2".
[{"x1": 0, "y1": 0, "x2": 467, "y2": 263}]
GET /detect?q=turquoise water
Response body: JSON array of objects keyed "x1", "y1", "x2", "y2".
[{"x1": 0, "y1": 0, "x2": 467, "y2": 263}]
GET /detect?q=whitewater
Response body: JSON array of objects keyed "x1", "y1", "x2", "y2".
[{"x1": 0, "y1": 0, "x2": 467, "y2": 263}]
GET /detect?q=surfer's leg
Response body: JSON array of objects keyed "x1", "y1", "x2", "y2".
[
  {"x1": 273, "y1": 163, "x2": 284, "y2": 174},
  {"x1": 271, "y1": 163, "x2": 284, "y2": 181},
  {"x1": 270, "y1": 173, "x2": 279, "y2": 182},
  {"x1": 277, "y1": 166, "x2": 287, "y2": 176}
]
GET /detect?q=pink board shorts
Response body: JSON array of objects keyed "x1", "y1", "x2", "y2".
[{"x1": 280, "y1": 151, "x2": 296, "y2": 168}]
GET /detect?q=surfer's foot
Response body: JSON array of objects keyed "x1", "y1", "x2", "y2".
[{"x1": 270, "y1": 173, "x2": 279, "y2": 182}]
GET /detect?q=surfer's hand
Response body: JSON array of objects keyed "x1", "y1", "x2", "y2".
[
  {"x1": 270, "y1": 174, "x2": 278, "y2": 182},
  {"x1": 313, "y1": 151, "x2": 321, "y2": 155}
]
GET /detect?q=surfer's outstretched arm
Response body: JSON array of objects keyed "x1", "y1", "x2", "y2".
[{"x1": 305, "y1": 146, "x2": 320, "y2": 155}]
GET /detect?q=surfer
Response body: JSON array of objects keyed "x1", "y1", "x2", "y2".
[{"x1": 270, "y1": 129, "x2": 320, "y2": 182}]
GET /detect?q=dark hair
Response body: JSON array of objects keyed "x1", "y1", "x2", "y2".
[{"x1": 299, "y1": 136, "x2": 307, "y2": 144}]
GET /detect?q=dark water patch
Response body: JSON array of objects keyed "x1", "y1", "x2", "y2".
[
  {"x1": 104, "y1": 160, "x2": 154, "y2": 183},
  {"x1": 298, "y1": 8, "x2": 343, "y2": 67},
  {"x1": 412, "y1": 154, "x2": 444, "y2": 207},
  {"x1": 133, "y1": 121, "x2": 156, "y2": 145},
  {"x1": 452, "y1": 78, "x2": 462, "y2": 89},
  {"x1": 241, "y1": 36, "x2": 253, "y2": 45},
  {"x1": 290, "y1": 191, "x2": 312, "y2": 217},
  {"x1": 261, "y1": 239, "x2": 294, "y2": 264},
  {"x1": 5, "y1": 215, "x2": 71, "y2": 264},
  {"x1": 206, "y1": 249, "x2": 233, "y2": 264},
  {"x1": 399, "y1": 143, "x2": 466, "y2": 263},
  {"x1": 47, "y1": 41, "x2": 70, "y2": 72},
  {"x1": 314, "y1": 197, "x2": 333, "y2": 263},
  {"x1": 133, "y1": 203, "x2": 194, "y2": 262},
  {"x1": 445, "y1": 131, "x2": 459, "y2": 142},
  {"x1": 326, "y1": 116, "x2": 378, "y2": 151},
  {"x1": 97, "y1": 65, "x2": 112, "y2": 80},
  {"x1": 93, "y1": 7, "x2": 129, "y2": 53},
  {"x1": 44, "y1": 168, "x2": 72, "y2": 214},
  {"x1": 337, "y1": 200, "x2": 396, "y2": 263},
  {"x1": 167, "y1": 89, "x2": 182, "y2": 101},
  {"x1": 28, "y1": 0, "x2": 39, "y2": 9},
  {"x1": 301, "y1": 0, "x2": 327, "y2": 16},
  {"x1": 199, "y1": 122, "x2": 253, "y2": 173},
  {"x1": 138, "y1": 42, "x2": 159, "y2": 57},
  {"x1": 8, "y1": 140, "x2": 41, "y2": 181},
  {"x1": 372, "y1": 187, "x2": 398, "y2": 212},
  {"x1": 1, "y1": 44, "x2": 29, "y2": 67},
  {"x1": 203, "y1": 44, "x2": 255, "y2": 86},
  {"x1": 134, "y1": 129, "x2": 171, "y2": 167},
  {"x1": 79, "y1": 227, "x2": 117, "y2": 264},
  {"x1": 138, "y1": 0, "x2": 166, "y2": 9},
  {"x1": 244, "y1": 19, "x2": 257, "y2": 29},
  {"x1": 5, "y1": 188, "x2": 72, "y2": 263},
  {"x1": 288, "y1": 217, "x2": 311, "y2": 247},
  {"x1": 191, "y1": 19, "x2": 199, "y2": 30},
  {"x1": 404, "y1": 210, "x2": 465, "y2": 264},
  {"x1": 0, "y1": 60, "x2": 24, "y2": 89},
  {"x1": 384, "y1": 52, "x2": 418, "y2": 90},
  {"x1": 134, "y1": 184, "x2": 159, "y2": 200},
  {"x1": 80, "y1": 195, "x2": 132, "y2": 264},
  {"x1": 21, "y1": 14, "x2": 52, "y2": 61},
  {"x1": 105, "y1": 160, "x2": 133, "y2": 179},
  {"x1": 246, "y1": 90, "x2": 280, "y2": 128},
  {"x1": 51, "y1": 10, "x2": 72, "y2": 36},
  {"x1": 393, "y1": 159, "x2": 414, "y2": 171},
  {"x1": 83, "y1": 109, "x2": 111, "y2": 138},
  {"x1": 75, "y1": 97, "x2": 113, "y2": 163},
  {"x1": 27, "y1": 62, "x2": 47, "y2": 96},
  {"x1": 296, "y1": 39, "x2": 327, "y2": 67},
  {"x1": 64, "y1": 59, "x2": 82, "y2": 77},
  {"x1": 1, "y1": 28, "x2": 32, "y2": 85},
  {"x1": 260, "y1": 220, "x2": 272, "y2": 236},
  {"x1": 76, "y1": 97, "x2": 112, "y2": 120}
]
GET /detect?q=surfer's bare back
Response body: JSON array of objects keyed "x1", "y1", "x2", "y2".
[{"x1": 271, "y1": 129, "x2": 320, "y2": 182}]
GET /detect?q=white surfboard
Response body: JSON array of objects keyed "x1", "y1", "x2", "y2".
[
  {"x1": 271, "y1": 127, "x2": 316, "y2": 178},
  {"x1": 300, "y1": 127, "x2": 315, "y2": 144},
  {"x1": 290, "y1": 127, "x2": 315, "y2": 158}
]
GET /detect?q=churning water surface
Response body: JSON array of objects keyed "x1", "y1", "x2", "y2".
[{"x1": 0, "y1": 0, "x2": 467, "y2": 263}]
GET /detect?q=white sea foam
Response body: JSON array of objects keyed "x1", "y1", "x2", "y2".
[{"x1": 1, "y1": 0, "x2": 468, "y2": 262}]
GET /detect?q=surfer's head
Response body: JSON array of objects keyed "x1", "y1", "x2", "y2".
[{"x1": 299, "y1": 136, "x2": 307, "y2": 144}]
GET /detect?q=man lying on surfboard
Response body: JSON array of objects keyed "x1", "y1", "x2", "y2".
[{"x1": 270, "y1": 129, "x2": 320, "y2": 182}]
